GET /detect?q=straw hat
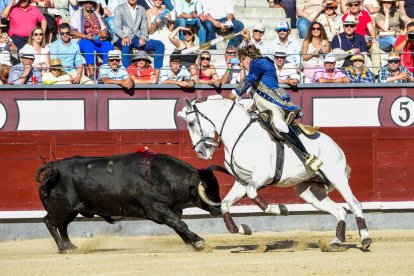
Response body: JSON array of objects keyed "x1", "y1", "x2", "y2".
[
  {"x1": 387, "y1": 52, "x2": 401, "y2": 61},
  {"x1": 50, "y1": 58, "x2": 63, "y2": 68}
]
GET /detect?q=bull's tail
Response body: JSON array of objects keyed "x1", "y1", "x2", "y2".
[{"x1": 35, "y1": 162, "x2": 60, "y2": 208}]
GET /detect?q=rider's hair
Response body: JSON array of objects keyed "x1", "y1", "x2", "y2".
[{"x1": 238, "y1": 45, "x2": 262, "y2": 60}]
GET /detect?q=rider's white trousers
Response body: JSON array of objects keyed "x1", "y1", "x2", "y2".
[{"x1": 253, "y1": 93, "x2": 289, "y2": 133}]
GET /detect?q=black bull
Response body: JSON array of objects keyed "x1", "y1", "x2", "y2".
[{"x1": 35, "y1": 151, "x2": 223, "y2": 253}]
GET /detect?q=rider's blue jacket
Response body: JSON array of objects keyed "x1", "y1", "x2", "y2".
[{"x1": 234, "y1": 57, "x2": 299, "y2": 112}]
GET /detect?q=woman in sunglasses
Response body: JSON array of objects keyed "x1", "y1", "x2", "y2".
[
  {"x1": 189, "y1": 50, "x2": 220, "y2": 86},
  {"x1": 20, "y1": 26, "x2": 50, "y2": 70},
  {"x1": 375, "y1": 0, "x2": 411, "y2": 52},
  {"x1": 301, "y1": 22, "x2": 331, "y2": 80},
  {"x1": 168, "y1": 26, "x2": 198, "y2": 68}
]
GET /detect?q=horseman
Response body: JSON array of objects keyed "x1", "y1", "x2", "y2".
[{"x1": 234, "y1": 45, "x2": 322, "y2": 172}]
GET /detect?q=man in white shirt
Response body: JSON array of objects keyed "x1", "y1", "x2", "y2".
[
  {"x1": 274, "y1": 51, "x2": 300, "y2": 86},
  {"x1": 215, "y1": 46, "x2": 245, "y2": 84},
  {"x1": 268, "y1": 21, "x2": 301, "y2": 73},
  {"x1": 202, "y1": 0, "x2": 244, "y2": 49},
  {"x1": 240, "y1": 23, "x2": 270, "y2": 55}
]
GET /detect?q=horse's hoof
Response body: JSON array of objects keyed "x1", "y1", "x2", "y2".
[
  {"x1": 240, "y1": 224, "x2": 252, "y2": 235},
  {"x1": 194, "y1": 240, "x2": 206, "y2": 250},
  {"x1": 279, "y1": 204, "x2": 289, "y2": 216},
  {"x1": 361, "y1": 238, "x2": 373, "y2": 251}
]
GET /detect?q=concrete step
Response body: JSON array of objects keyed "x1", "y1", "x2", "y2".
[
  {"x1": 234, "y1": 7, "x2": 286, "y2": 19},
  {"x1": 233, "y1": 0, "x2": 272, "y2": 8}
]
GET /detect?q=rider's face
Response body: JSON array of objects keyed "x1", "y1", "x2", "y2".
[{"x1": 240, "y1": 56, "x2": 251, "y2": 70}]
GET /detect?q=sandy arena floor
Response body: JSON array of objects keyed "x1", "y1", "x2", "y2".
[{"x1": 0, "y1": 230, "x2": 413, "y2": 275}]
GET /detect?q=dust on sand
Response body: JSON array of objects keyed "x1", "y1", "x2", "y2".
[{"x1": 1, "y1": 230, "x2": 414, "y2": 275}]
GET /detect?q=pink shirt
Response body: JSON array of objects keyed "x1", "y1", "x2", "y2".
[
  {"x1": 342, "y1": 10, "x2": 372, "y2": 37},
  {"x1": 312, "y1": 68, "x2": 346, "y2": 83},
  {"x1": 8, "y1": 5, "x2": 45, "y2": 37}
]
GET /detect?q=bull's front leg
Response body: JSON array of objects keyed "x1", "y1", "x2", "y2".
[
  {"x1": 147, "y1": 204, "x2": 206, "y2": 250},
  {"x1": 221, "y1": 181, "x2": 252, "y2": 235}
]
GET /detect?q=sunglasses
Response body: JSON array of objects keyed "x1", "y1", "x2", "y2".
[
  {"x1": 325, "y1": 6, "x2": 336, "y2": 9},
  {"x1": 253, "y1": 30, "x2": 264, "y2": 34},
  {"x1": 312, "y1": 27, "x2": 321, "y2": 31},
  {"x1": 226, "y1": 51, "x2": 237, "y2": 56},
  {"x1": 388, "y1": 60, "x2": 399, "y2": 64},
  {"x1": 344, "y1": 24, "x2": 356, "y2": 28},
  {"x1": 60, "y1": 31, "x2": 70, "y2": 35},
  {"x1": 274, "y1": 56, "x2": 286, "y2": 59},
  {"x1": 277, "y1": 29, "x2": 288, "y2": 33},
  {"x1": 349, "y1": 3, "x2": 360, "y2": 7},
  {"x1": 33, "y1": 33, "x2": 44, "y2": 36},
  {"x1": 352, "y1": 59, "x2": 364, "y2": 62},
  {"x1": 200, "y1": 57, "x2": 211, "y2": 61},
  {"x1": 108, "y1": 59, "x2": 120, "y2": 62},
  {"x1": 183, "y1": 31, "x2": 193, "y2": 36}
]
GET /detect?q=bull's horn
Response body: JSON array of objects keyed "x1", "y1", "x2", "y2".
[{"x1": 198, "y1": 182, "x2": 221, "y2": 206}]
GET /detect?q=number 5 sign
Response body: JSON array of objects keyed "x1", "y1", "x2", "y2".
[{"x1": 390, "y1": 97, "x2": 414, "y2": 127}]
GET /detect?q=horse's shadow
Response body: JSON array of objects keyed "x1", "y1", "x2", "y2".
[{"x1": 213, "y1": 240, "x2": 367, "y2": 253}]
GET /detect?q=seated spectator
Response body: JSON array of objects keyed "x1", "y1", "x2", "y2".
[
  {"x1": 20, "y1": 27, "x2": 50, "y2": 70},
  {"x1": 344, "y1": 54, "x2": 375, "y2": 82},
  {"x1": 113, "y1": 0, "x2": 165, "y2": 71},
  {"x1": 268, "y1": 21, "x2": 301, "y2": 73},
  {"x1": 394, "y1": 22, "x2": 414, "y2": 72},
  {"x1": 240, "y1": 24, "x2": 269, "y2": 55},
  {"x1": 98, "y1": 49, "x2": 135, "y2": 88},
  {"x1": 1, "y1": 0, "x2": 47, "y2": 50},
  {"x1": 8, "y1": 48, "x2": 42, "y2": 84},
  {"x1": 296, "y1": 0, "x2": 324, "y2": 39},
  {"x1": 302, "y1": 22, "x2": 331, "y2": 80},
  {"x1": 159, "y1": 51, "x2": 195, "y2": 88},
  {"x1": 332, "y1": 15, "x2": 368, "y2": 68},
  {"x1": 169, "y1": 26, "x2": 198, "y2": 68},
  {"x1": 312, "y1": 54, "x2": 350, "y2": 83},
  {"x1": 375, "y1": 0, "x2": 411, "y2": 52},
  {"x1": 398, "y1": 0, "x2": 414, "y2": 19},
  {"x1": 316, "y1": 0, "x2": 344, "y2": 41},
  {"x1": 202, "y1": 0, "x2": 244, "y2": 49},
  {"x1": 127, "y1": 50, "x2": 157, "y2": 84},
  {"x1": 50, "y1": 23, "x2": 93, "y2": 84},
  {"x1": 175, "y1": 0, "x2": 207, "y2": 45},
  {"x1": 363, "y1": 0, "x2": 380, "y2": 15},
  {"x1": 278, "y1": 0, "x2": 297, "y2": 28},
  {"x1": 100, "y1": 0, "x2": 126, "y2": 38},
  {"x1": 189, "y1": 50, "x2": 220, "y2": 86},
  {"x1": 0, "y1": 64, "x2": 11, "y2": 84},
  {"x1": 274, "y1": 51, "x2": 300, "y2": 86},
  {"x1": 70, "y1": 0, "x2": 114, "y2": 77},
  {"x1": 215, "y1": 46, "x2": 245, "y2": 84},
  {"x1": 378, "y1": 52, "x2": 414, "y2": 82},
  {"x1": 146, "y1": 0, "x2": 175, "y2": 50},
  {"x1": 342, "y1": 0, "x2": 381, "y2": 70},
  {"x1": 0, "y1": 23, "x2": 17, "y2": 55},
  {"x1": 42, "y1": 58, "x2": 73, "y2": 84}
]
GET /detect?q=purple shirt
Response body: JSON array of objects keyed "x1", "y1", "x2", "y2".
[{"x1": 312, "y1": 68, "x2": 346, "y2": 83}]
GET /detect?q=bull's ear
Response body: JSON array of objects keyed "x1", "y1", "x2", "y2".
[
  {"x1": 185, "y1": 98, "x2": 192, "y2": 109},
  {"x1": 177, "y1": 110, "x2": 187, "y2": 120}
]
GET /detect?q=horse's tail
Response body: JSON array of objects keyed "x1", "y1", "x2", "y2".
[
  {"x1": 35, "y1": 162, "x2": 60, "y2": 208},
  {"x1": 346, "y1": 164, "x2": 352, "y2": 180}
]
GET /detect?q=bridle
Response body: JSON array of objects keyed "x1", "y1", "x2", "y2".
[{"x1": 186, "y1": 100, "x2": 236, "y2": 152}]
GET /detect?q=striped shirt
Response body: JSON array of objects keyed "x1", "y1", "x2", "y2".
[{"x1": 378, "y1": 65, "x2": 412, "y2": 83}]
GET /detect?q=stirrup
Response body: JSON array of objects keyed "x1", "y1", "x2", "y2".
[{"x1": 305, "y1": 154, "x2": 323, "y2": 172}]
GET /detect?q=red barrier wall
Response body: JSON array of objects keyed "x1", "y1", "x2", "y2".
[{"x1": 1, "y1": 128, "x2": 413, "y2": 212}]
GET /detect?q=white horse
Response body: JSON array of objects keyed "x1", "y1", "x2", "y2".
[{"x1": 177, "y1": 96, "x2": 373, "y2": 250}]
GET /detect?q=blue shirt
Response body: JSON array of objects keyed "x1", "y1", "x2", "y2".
[
  {"x1": 159, "y1": 66, "x2": 191, "y2": 84},
  {"x1": 236, "y1": 57, "x2": 279, "y2": 96},
  {"x1": 98, "y1": 63, "x2": 129, "y2": 83},
  {"x1": 331, "y1": 32, "x2": 367, "y2": 53},
  {"x1": 0, "y1": 0, "x2": 11, "y2": 17},
  {"x1": 8, "y1": 63, "x2": 42, "y2": 84},
  {"x1": 49, "y1": 38, "x2": 84, "y2": 72}
]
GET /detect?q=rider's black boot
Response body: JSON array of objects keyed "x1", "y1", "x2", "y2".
[{"x1": 280, "y1": 126, "x2": 323, "y2": 172}]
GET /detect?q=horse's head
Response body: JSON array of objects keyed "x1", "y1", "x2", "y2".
[{"x1": 177, "y1": 98, "x2": 219, "y2": 160}]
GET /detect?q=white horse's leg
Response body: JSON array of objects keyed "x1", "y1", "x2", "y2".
[
  {"x1": 296, "y1": 183, "x2": 347, "y2": 244},
  {"x1": 221, "y1": 181, "x2": 252, "y2": 235},
  {"x1": 246, "y1": 185, "x2": 289, "y2": 216},
  {"x1": 321, "y1": 166, "x2": 372, "y2": 249}
]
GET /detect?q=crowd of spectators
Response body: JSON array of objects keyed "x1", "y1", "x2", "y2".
[{"x1": 0, "y1": 0, "x2": 413, "y2": 86}]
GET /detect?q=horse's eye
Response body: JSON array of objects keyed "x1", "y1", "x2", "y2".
[{"x1": 188, "y1": 122, "x2": 194, "y2": 127}]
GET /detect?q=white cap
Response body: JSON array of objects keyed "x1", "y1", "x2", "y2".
[
  {"x1": 0, "y1": 52, "x2": 12, "y2": 66},
  {"x1": 107, "y1": 50, "x2": 122, "y2": 60},
  {"x1": 276, "y1": 20, "x2": 290, "y2": 31},
  {"x1": 343, "y1": 15, "x2": 358, "y2": 25},
  {"x1": 324, "y1": 54, "x2": 336, "y2": 63},
  {"x1": 19, "y1": 48, "x2": 36, "y2": 59},
  {"x1": 253, "y1": 23, "x2": 265, "y2": 32}
]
